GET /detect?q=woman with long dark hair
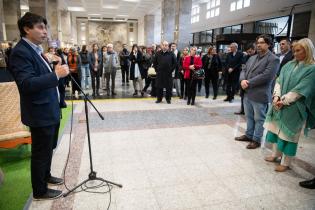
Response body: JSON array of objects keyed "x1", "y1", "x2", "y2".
[{"x1": 129, "y1": 44, "x2": 145, "y2": 96}]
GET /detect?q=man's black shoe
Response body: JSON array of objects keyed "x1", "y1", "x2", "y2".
[
  {"x1": 299, "y1": 178, "x2": 315, "y2": 189},
  {"x1": 235, "y1": 135, "x2": 252, "y2": 142},
  {"x1": 223, "y1": 97, "x2": 229, "y2": 102},
  {"x1": 234, "y1": 111, "x2": 245, "y2": 115},
  {"x1": 213, "y1": 96, "x2": 217, "y2": 100},
  {"x1": 166, "y1": 100, "x2": 171, "y2": 104},
  {"x1": 155, "y1": 100, "x2": 162, "y2": 103},
  {"x1": 47, "y1": 176, "x2": 64, "y2": 185},
  {"x1": 33, "y1": 188, "x2": 63, "y2": 201},
  {"x1": 205, "y1": 94, "x2": 209, "y2": 98}
]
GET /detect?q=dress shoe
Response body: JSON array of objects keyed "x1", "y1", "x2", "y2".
[
  {"x1": 205, "y1": 94, "x2": 209, "y2": 98},
  {"x1": 213, "y1": 96, "x2": 217, "y2": 100},
  {"x1": 33, "y1": 188, "x2": 63, "y2": 201},
  {"x1": 166, "y1": 100, "x2": 171, "y2": 104},
  {"x1": 299, "y1": 178, "x2": 315, "y2": 189},
  {"x1": 264, "y1": 156, "x2": 278, "y2": 162},
  {"x1": 234, "y1": 111, "x2": 245, "y2": 115},
  {"x1": 155, "y1": 100, "x2": 162, "y2": 103},
  {"x1": 246, "y1": 141, "x2": 261, "y2": 149},
  {"x1": 191, "y1": 102, "x2": 195, "y2": 105},
  {"x1": 179, "y1": 96, "x2": 183, "y2": 99},
  {"x1": 141, "y1": 91, "x2": 145, "y2": 97},
  {"x1": 223, "y1": 97, "x2": 230, "y2": 102},
  {"x1": 133, "y1": 91, "x2": 138, "y2": 96},
  {"x1": 187, "y1": 101, "x2": 190, "y2": 105},
  {"x1": 112, "y1": 92, "x2": 117, "y2": 96},
  {"x1": 275, "y1": 165, "x2": 289, "y2": 172},
  {"x1": 235, "y1": 135, "x2": 252, "y2": 142},
  {"x1": 47, "y1": 176, "x2": 64, "y2": 185}
]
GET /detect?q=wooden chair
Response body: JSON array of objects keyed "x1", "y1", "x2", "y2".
[{"x1": 0, "y1": 82, "x2": 31, "y2": 148}]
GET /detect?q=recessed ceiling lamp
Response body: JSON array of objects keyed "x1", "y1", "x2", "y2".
[
  {"x1": 123, "y1": 0, "x2": 140, "y2": 2},
  {"x1": 88, "y1": 14, "x2": 101, "y2": 16},
  {"x1": 116, "y1": 15, "x2": 129, "y2": 17},
  {"x1": 20, "y1": 5, "x2": 29, "y2": 10},
  {"x1": 68, "y1": 7, "x2": 85, "y2": 12},
  {"x1": 103, "y1": 5, "x2": 118, "y2": 9}
]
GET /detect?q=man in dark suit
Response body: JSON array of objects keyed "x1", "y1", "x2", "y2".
[
  {"x1": 277, "y1": 38, "x2": 294, "y2": 76},
  {"x1": 153, "y1": 40, "x2": 177, "y2": 104},
  {"x1": 224, "y1": 42, "x2": 243, "y2": 102},
  {"x1": 10, "y1": 12, "x2": 69, "y2": 200}
]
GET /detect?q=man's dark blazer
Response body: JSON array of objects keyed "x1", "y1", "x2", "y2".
[
  {"x1": 10, "y1": 39, "x2": 60, "y2": 128},
  {"x1": 225, "y1": 51, "x2": 243, "y2": 76},
  {"x1": 277, "y1": 50, "x2": 294, "y2": 76}
]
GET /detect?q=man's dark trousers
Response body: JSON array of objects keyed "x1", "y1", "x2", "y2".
[
  {"x1": 30, "y1": 123, "x2": 60, "y2": 196},
  {"x1": 157, "y1": 88, "x2": 172, "y2": 101}
]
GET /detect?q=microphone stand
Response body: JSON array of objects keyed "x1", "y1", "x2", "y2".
[{"x1": 63, "y1": 73, "x2": 122, "y2": 197}]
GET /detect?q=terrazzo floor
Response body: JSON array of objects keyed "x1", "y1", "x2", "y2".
[{"x1": 25, "y1": 71, "x2": 315, "y2": 210}]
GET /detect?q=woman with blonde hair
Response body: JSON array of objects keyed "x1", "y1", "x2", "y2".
[{"x1": 264, "y1": 38, "x2": 315, "y2": 172}]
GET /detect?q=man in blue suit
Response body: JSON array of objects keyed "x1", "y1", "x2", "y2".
[{"x1": 10, "y1": 12, "x2": 69, "y2": 200}]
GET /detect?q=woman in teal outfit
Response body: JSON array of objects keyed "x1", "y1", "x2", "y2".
[{"x1": 264, "y1": 38, "x2": 315, "y2": 172}]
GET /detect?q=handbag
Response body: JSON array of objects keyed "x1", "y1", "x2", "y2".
[
  {"x1": 192, "y1": 68, "x2": 205, "y2": 79},
  {"x1": 148, "y1": 65, "x2": 156, "y2": 78}
]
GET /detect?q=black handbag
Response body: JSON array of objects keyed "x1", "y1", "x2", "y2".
[{"x1": 192, "y1": 68, "x2": 205, "y2": 79}]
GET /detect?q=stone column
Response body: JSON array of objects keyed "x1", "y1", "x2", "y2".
[
  {"x1": 308, "y1": 0, "x2": 315, "y2": 43},
  {"x1": 60, "y1": 10, "x2": 71, "y2": 46},
  {"x1": 161, "y1": 0, "x2": 176, "y2": 43},
  {"x1": 3, "y1": 0, "x2": 21, "y2": 42},
  {"x1": 0, "y1": 0, "x2": 5, "y2": 41},
  {"x1": 144, "y1": 15, "x2": 155, "y2": 46},
  {"x1": 161, "y1": 0, "x2": 192, "y2": 49},
  {"x1": 29, "y1": 0, "x2": 47, "y2": 17},
  {"x1": 29, "y1": 0, "x2": 59, "y2": 47},
  {"x1": 177, "y1": 0, "x2": 192, "y2": 50}
]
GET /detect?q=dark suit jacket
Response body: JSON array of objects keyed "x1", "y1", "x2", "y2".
[
  {"x1": 153, "y1": 51, "x2": 177, "y2": 89},
  {"x1": 10, "y1": 39, "x2": 60, "y2": 127},
  {"x1": 202, "y1": 54, "x2": 222, "y2": 78},
  {"x1": 225, "y1": 51, "x2": 243, "y2": 77},
  {"x1": 277, "y1": 50, "x2": 294, "y2": 76},
  {"x1": 240, "y1": 50, "x2": 279, "y2": 103}
]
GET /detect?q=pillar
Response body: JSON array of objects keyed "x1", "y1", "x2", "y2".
[
  {"x1": 3, "y1": 0, "x2": 21, "y2": 42},
  {"x1": 177, "y1": 0, "x2": 192, "y2": 50},
  {"x1": 161, "y1": 0, "x2": 176, "y2": 43},
  {"x1": 0, "y1": 0, "x2": 5, "y2": 41},
  {"x1": 308, "y1": 0, "x2": 315, "y2": 43},
  {"x1": 144, "y1": 15, "x2": 155, "y2": 46}
]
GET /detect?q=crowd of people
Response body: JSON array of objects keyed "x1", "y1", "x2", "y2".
[{"x1": 1, "y1": 12, "x2": 315, "y2": 202}]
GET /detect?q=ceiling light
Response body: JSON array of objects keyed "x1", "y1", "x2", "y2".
[
  {"x1": 20, "y1": 5, "x2": 29, "y2": 10},
  {"x1": 88, "y1": 14, "x2": 101, "y2": 16},
  {"x1": 68, "y1": 7, "x2": 85, "y2": 12},
  {"x1": 103, "y1": 5, "x2": 118, "y2": 9},
  {"x1": 116, "y1": 15, "x2": 129, "y2": 17},
  {"x1": 123, "y1": 0, "x2": 140, "y2": 2}
]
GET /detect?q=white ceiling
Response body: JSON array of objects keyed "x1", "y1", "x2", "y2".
[{"x1": 60, "y1": 0, "x2": 162, "y2": 20}]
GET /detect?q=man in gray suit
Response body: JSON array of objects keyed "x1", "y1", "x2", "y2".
[{"x1": 235, "y1": 34, "x2": 279, "y2": 149}]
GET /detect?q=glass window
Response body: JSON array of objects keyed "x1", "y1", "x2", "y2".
[
  {"x1": 223, "y1": 27, "x2": 232, "y2": 34},
  {"x1": 237, "y1": 0, "x2": 243, "y2": 10},
  {"x1": 244, "y1": 0, "x2": 250, "y2": 7},
  {"x1": 232, "y1": 25, "x2": 242, "y2": 33},
  {"x1": 194, "y1": 32, "x2": 200, "y2": 44},
  {"x1": 215, "y1": 8, "x2": 220, "y2": 16},
  {"x1": 230, "y1": 2, "x2": 236, "y2": 11},
  {"x1": 206, "y1": 30, "x2": 213, "y2": 43},
  {"x1": 200, "y1": 31, "x2": 207, "y2": 43}
]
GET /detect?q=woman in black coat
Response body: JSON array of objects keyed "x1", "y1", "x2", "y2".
[
  {"x1": 129, "y1": 44, "x2": 145, "y2": 96},
  {"x1": 202, "y1": 46, "x2": 222, "y2": 100}
]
